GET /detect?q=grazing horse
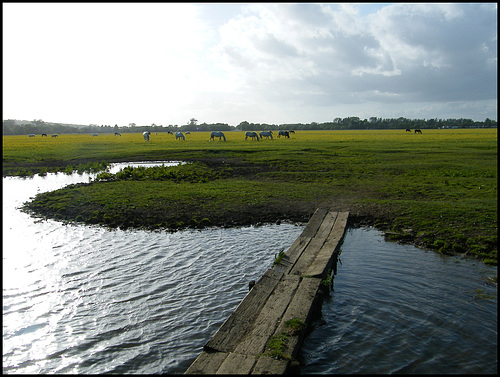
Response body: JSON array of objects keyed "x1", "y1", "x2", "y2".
[
  {"x1": 245, "y1": 131, "x2": 259, "y2": 141},
  {"x1": 278, "y1": 130, "x2": 290, "y2": 138},
  {"x1": 406, "y1": 129, "x2": 411, "y2": 132},
  {"x1": 42, "y1": 133, "x2": 47, "y2": 137},
  {"x1": 167, "y1": 131, "x2": 173, "y2": 135},
  {"x1": 92, "y1": 133, "x2": 98, "y2": 137},
  {"x1": 29, "y1": 134, "x2": 35, "y2": 137},
  {"x1": 114, "y1": 132, "x2": 121, "y2": 136},
  {"x1": 210, "y1": 131, "x2": 226, "y2": 141},
  {"x1": 175, "y1": 131, "x2": 185, "y2": 140},
  {"x1": 259, "y1": 131, "x2": 273, "y2": 140},
  {"x1": 185, "y1": 131, "x2": 191, "y2": 135},
  {"x1": 51, "y1": 134, "x2": 58, "y2": 137},
  {"x1": 143, "y1": 131, "x2": 151, "y2": 141},
  {"x1": 414, "y1": 129, "x2": 422, "y2": 134},
  {"x1": 288, "y1": 130, "x2": 295, "y2": 134}
]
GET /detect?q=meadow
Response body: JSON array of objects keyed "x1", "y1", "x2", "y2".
[{"x1": 3, "y1": 129, "x2": 497, "y2": 265}]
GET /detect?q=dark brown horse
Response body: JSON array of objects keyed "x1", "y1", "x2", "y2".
[{"x1": 278, "y1": 130, "x2": 290, "y2": 138}]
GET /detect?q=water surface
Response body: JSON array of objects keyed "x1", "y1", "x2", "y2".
[
  {"x1": 3, "y1": 164, "x2": 497, "y2": 374},
  {"x1": 300, "y1": 227, "x2": 497, "y2": 374}
]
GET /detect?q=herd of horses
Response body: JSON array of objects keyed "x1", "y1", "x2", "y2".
[
  {"x1": 27, "y1": 128, "x2": 423, "y2": 141},
  {"x1": 244, "y1": 130, "x2": 295, "y2": 141},
  {"x1": 141, "y1": 130, "x2": 296, "y2": 142},
  {"x1": 29, "y1": 133, "x2": 57, "y2": 137}
]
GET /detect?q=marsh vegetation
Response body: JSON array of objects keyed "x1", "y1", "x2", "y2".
[{"x1": 3, "y1": 129, "x2": 496, "y2": 265}]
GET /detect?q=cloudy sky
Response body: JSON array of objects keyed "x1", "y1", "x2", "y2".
[{"x1": 3, "y1": 3, "x2": 497, "y2": 127}]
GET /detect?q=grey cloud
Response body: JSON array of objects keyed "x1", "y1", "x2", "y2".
[
  {"x1": 281, "y1": 3, "x2": 333, "y2": 27},
  {"x1": 368, "y1": 4, "x2": 496, "y2": 97},
  {"x1": 316, "y1": 4, "x2": 496, "y2": 104},
  {"x1": 322, "y1": 33, "x2": 395, "y2": 76},
  {"x1": 221, "y1": 45, "x2": 255, "y2": 70},
  {"x1": 211, "y1": 3, "x2": 496, "y2": 120},
  {"x1": 252, "y1": 33, "x2": 299, "y2": 58}
]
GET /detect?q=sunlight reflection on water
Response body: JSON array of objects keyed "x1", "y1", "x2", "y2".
[
  {"x1": 3, "y1": 163, "x2": 497, "y2": 374},
  {"x1": 3, "y1": 164, "x2": 305, "y2": 373}
]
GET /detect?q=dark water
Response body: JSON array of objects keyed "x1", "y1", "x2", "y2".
[
  {"x1": 2, "y1": 165, "x2": 497, "y2": 374},
  {"x1": 300, "y1": 227, "x2": 497, "y2": 374}
]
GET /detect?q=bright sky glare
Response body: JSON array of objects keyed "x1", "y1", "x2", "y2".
[{"x1": 2, "y1": 3, "x2": 497, "y2": 127}]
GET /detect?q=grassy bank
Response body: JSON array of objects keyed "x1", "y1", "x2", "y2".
[{"x1": 4, "y1": 129, "x2": 497, "y2": 265}]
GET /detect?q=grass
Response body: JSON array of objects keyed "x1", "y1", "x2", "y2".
[
  {"x1": 273, "y1": 249, "x2": 286, "y2": 267},
  {"x1": 4, "y1": 129, "x2": 497, "y2": 265},
  {"x1": 284, "y1": 318, "x2": 305, "y2": 333},
  {"x1": 264, "y1": 332, "x2": 289, "y2": 360},
  {"x1": 321, "y1": 269, "x2": 334, "y2": 291},
  {"x1": 260, "y1": 318, "x2": 307, "y2": 360}
]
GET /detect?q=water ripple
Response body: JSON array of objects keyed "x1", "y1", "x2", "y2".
[
  {"x1": 4, "y1": 173, "x2": 497, "y2": 374},
  {"x1": 300, "y1": 227, "x2": 497, "y2": 374}
]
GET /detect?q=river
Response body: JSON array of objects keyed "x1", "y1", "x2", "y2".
[{"x1": 2, "y1": 162, "x2": 497, "y2": 374}]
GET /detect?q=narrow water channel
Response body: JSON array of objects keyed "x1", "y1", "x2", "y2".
[
  {"x1": 300, "y1": 227, "x2": 497, "y2": 374},
  {"x1": 2, "y1": 164, "x2": 497, "y2": 374}
]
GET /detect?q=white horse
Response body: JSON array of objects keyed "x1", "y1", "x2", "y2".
[
  {"x1": 278, "y1": 130, "x2": 290, "y2": 138},
  {"x1": 245, "y1": 131, "x2": 260, "y2": 141},
  {"x1": 29, "y1": 134, "x2": 35, "y2": 137},
  {"x1": 260, "y1": 131, "x2": 273, "y2": 140},
  {"x1": 175, "y1": 131, "x2": 185, "y2": 140},
  {"x1": 92, "y1": 133, "x2": 98, "y2": 137},
  {"x1": 143, "y1": 131, "x2": 151, "y2": 141},
  {"x1": 210, "y1": 131, "x2": 226, "y2": 141}
]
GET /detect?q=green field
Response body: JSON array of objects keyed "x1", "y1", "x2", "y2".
[{"x1": 3, "y1": 129, "x2": 497, "y2": 265}]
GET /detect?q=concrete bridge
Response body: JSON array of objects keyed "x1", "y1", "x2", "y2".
[{"x1": 185, "y1": 209, "x2": 349, "y2": 374}]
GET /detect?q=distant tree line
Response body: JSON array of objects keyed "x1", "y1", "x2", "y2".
[
  {"x1": 2, "y1": 117, "x2": 496, "y2": 135},
  {"x1": 236, "y1": 117, "x2": 497, "y2": 131},
  {"x1": 2, "y1": 120, "x2": 121, "y2": 136}
]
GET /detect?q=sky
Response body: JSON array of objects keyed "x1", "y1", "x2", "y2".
[{"x1": 2, "y1": 3, "x2": 497, "y2": 127}]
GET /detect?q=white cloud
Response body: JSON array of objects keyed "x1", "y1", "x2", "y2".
[
  {"x1": 3, "y1": 3, "x2": 213, "y2": 125},
  {"x1": 3, "y1": 3, "x2": 497, "y2": 126}
]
